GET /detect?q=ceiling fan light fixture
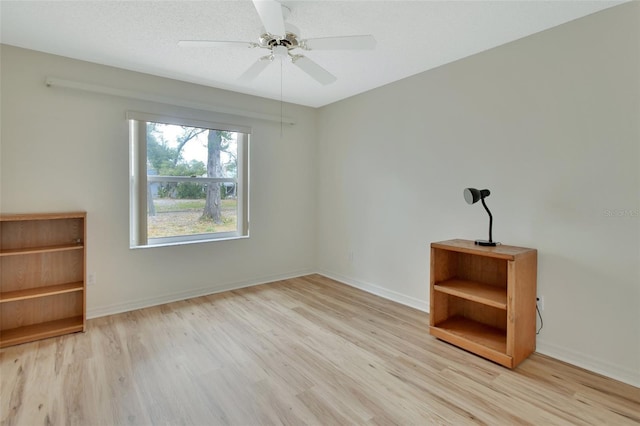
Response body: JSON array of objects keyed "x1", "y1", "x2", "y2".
[{"x1": 272, "y1": 45, "x2": 289, "y2": 58}]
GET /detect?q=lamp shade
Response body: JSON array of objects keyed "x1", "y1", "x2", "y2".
[{"x1": 463, "y1": 188, "x2": 490, "y2": 205}]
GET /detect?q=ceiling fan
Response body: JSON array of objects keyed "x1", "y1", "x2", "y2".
[{"x1": 178, "y1": 0, "x2": 376, "y2": 85}]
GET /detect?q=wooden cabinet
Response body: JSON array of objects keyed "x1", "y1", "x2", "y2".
[
  {"x1": 1, "y1": 212, "x2": 86, "y2": 347},
  {"x1": 429, "y1": 239, "x2": 537, "y2": 368}
]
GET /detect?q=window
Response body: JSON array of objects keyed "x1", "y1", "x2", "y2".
[{"x1": 129, "y1": 112, "x2": 249, "y2": 247}]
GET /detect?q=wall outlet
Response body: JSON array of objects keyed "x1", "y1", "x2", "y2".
[
  {"x1": 537, "y1": 295, "x2": 544, "y2": 311},
  {"x1": 87, "y1": 272, "x2": 96, "y2": 286}
]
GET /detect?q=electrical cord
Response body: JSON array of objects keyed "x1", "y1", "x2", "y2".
[{"x1": 536, "y1": 302, "x2": 544, "y2": 334}]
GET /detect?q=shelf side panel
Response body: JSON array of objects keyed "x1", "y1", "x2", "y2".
[
  {"x1": 430, "y1": 247, "x2": 457, "y2": 326},
  {"x1": 508, "y1": 251, "x2": 538, "y2": 366}
]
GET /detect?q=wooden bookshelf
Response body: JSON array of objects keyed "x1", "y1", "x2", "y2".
[
  {"x1": 430, "y1": 239, "x2": 537, "y2": 368},
  {"x1": 0, "y1": 212, "x2": 86, "y2": 348}
]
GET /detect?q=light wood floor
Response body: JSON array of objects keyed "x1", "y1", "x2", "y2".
[{"x1": 1, "y1": 274, "x2": 639, "y2": 425}]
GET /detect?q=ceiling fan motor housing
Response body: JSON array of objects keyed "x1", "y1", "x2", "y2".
[{"x1": 259, "y1": 32, "x2": 300, "y2": 50}]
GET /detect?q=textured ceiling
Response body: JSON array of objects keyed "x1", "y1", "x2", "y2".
[{"x1": 0, "y1": 1, "x2": 625, "y2": 107}]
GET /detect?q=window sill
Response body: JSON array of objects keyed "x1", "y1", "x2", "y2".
[{"x1": 130, "y1": 234, "x2": 249, "y2": 249}]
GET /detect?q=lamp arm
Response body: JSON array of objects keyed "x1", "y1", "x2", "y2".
[{"x1": 481, "y1": 198, "x2": 493, "y2": 243}]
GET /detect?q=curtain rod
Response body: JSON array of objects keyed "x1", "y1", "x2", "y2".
[{"x1": 45, "y1": 77, "x2": 296, "y2": 125}]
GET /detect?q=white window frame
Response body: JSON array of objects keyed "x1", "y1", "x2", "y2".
[{"x1": 128, "y1": 111, "x2": 249, "y2": 248}]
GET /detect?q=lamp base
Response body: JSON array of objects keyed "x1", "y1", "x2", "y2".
[{"x1": 475, "y1": 240, "x2": 498, "y2": 247}]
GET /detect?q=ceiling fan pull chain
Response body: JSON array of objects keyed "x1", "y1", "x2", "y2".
[{"x1": 280, "y1": 57, "x2": 284, "y2": 136}]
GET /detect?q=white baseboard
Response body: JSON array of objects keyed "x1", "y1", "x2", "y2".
[
  {"x1": 86, "y1": 268, "x2": 315, "y2": 319},
  {"x1": 536, "y1": 339, "x2": 640, "y2": 388},
  {"x1": 317, "y1": 269, "x2": 429, "y2": 312}
]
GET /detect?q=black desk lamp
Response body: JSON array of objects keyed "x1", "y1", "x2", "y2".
[{"x1": 464, "y1": 188, "x2": 498, "y2": 246}]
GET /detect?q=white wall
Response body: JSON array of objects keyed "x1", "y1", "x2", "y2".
[
  {"x1": 317, "y1": 3, "x2": 639, "y2": 387},
  {"x1": 0, "y1": 45, "x2": 318, "y2": 317},
  {"x1": 1, "y1": 3, "x2": 638, "y2": 388}
]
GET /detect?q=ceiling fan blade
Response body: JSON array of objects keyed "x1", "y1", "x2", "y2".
[
  {"x1": 253, "y1": 0, "x2": 285, "y2": 37},
  {"x1": 291, "y1": 55, "x2": 337, "y2": 85},
  {"x1": 178, "y1": 40, "x2": 257, "y2": 48},
  {"x1": 301, "y1": 35, "x2": 376, "y2": 51},
  {"x1": 238, "y1": 56, "x2": 273, "y2": 82}
]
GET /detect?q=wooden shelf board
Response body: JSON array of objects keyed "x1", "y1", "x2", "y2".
[
  {"x1": 431, "y1": 239, "x2": 536, "y2": 260},
  {"x1": 1, "y1": 282, "x2": 84, "y2": 303},
  {"x1": 0, "y1": 243, "x2": 83, "y2": 257},
  {"x1": 0, "y1": 316, "x2": 84, "y2": 348},
  {"x1": 434, "y1": 279, "x2": 507, "y2": 310},
  {"x1": 430, "y1": 316, "x2": 512, "y2": 367},
  {"x1": 0, "y1": 212, "x2": 86, "y2": 222}
]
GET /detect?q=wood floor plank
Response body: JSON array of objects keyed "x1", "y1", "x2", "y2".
[{"x1": 1, "y1": 274, "x2": 639, "y2": 425}]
